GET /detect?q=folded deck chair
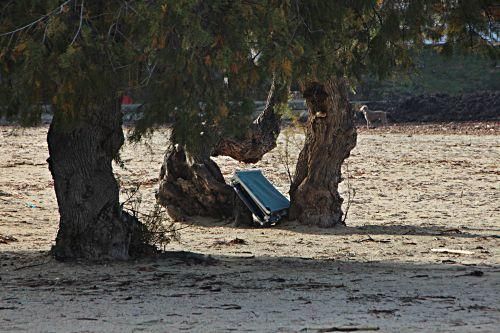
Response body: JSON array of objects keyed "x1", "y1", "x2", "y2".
[{"x1": 231, "y1": 169, "x2": 290, "y2": 225}]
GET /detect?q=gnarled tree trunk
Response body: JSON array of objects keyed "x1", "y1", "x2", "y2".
[
  {"x1": 289, "y1": 78, "x2": 357, "y2": 227},
  {"x1": 157, "y1": 144, "x2": 233, "y2": 220},
  {"x1": 212, "y1": 78, "x2": 288, "y2": 163},
  {"x1": 158, "y1": 80, "x2": 288, "y2": 221},
  {"x1": 48, "y1": 102, "x2": 140, "y2": 260}
]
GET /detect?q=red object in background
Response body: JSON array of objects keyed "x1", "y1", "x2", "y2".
[{"x1": 121, "y1": 94, "x2": 133, "y2": 105}]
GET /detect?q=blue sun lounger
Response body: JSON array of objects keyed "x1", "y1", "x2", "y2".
[{"x1": 231, "y1": 169, "x2": 290, "y2": 225}]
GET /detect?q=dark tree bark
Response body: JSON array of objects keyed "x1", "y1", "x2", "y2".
[
  {"x1": 48, "y1": 102, "x2": 140, "y2": 260},
  {"x1": 212, "y1": 79, "x2": 287, "y2": 163},
  {"x1": 289, "y1": 78, "x2": 357, "y2": 227},
  {"x1": 157, "y1": 143, "x2": 233, "y2": 220},
  {"x1": 232, "y1": 192, "x2": 254, "y2": 227}
]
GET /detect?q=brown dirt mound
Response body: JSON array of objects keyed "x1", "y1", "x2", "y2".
[{"x1": 367, "y1": 91, "x2": 500, "y2": 123}]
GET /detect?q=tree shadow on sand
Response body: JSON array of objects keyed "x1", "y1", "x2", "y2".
[
  {"x1": 174, "y1": 217, "x2": 500, "y2": 239},
  {"x1": 1, "y1": 249, "x2": 498, "y2": 332},
  {"x1": 278, "y1": 221, "x2": 500, "y2": 239}
]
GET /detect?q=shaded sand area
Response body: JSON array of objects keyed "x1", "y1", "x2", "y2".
[{"x1": 1, "y1": 123, "x2": 499, "y2": 332}]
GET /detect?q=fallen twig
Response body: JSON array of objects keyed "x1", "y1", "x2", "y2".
[
  {"x1": 311, "y1": 326, "x2": 380, "y2": 332},
  {"x1": 213, "y1": 238, "x2": 247, "y2": 246},
  {"x1": 439, "y1": 228, "x2": 462, "y2": 234},
  {"x1": 369, "y1": 309, "x2": 398, "y2": 315},
  {"x1": 357, "y1": 235, "x2": 390, "y2": 243},
  {"x1": 431, "y1": 248, "x2": 474, "y2": 255},
  {"x1": 14, "y1": 259, "x2": 52, "y2": 271}
]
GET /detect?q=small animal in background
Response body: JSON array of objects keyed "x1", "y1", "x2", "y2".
[{"x1": 359, "y1": 105, "x2": 388, "y2": 129}]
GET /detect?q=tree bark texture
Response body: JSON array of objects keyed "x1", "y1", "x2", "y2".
[
  {"x1": 289, "y1": 78, "x2": 357, "y2": 227},
  {"x1": 212, "y1": 79, "x2": 287, "y2": 163},
  {"x1": 232, "y1": 192, "x2": 254, "y2": 227},
  {"x1": 157, "y1": 144, "x2": 233, "y2": 220},
  {"x1": 48, "y1": 103, "x2": 139, "y2": 260}
]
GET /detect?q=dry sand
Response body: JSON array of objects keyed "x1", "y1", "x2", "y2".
[{"x1": 0, "y1": 123, "x2": 499, "y2": 332}]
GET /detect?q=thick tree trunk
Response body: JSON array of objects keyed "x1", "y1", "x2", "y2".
[
  {"x1": 48, "y1": 103, "x2": 139, "y2": 260},
  {"x1": 157, "y1": 143, "x2": 233, "y2": 220},
  {"x1": 212, "y1": 79, "x2": 287, "y2": 163},
  {"x1": 289, "y1": 78, "x2": 357, "y2": 227}
]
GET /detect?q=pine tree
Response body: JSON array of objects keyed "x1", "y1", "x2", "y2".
[{"x1": 1, "y1": 1, "x2": 154, "y2": 259}]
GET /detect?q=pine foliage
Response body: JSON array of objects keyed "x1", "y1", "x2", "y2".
[{"x1": 1, "y1": 1, "x2": 497, "y2": 142}]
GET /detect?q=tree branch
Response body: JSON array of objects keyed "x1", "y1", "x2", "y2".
[
  {"x1": 70, "y1": 0, "x2": 84, "y2": 46},
  {"x1": 0, "y1": 0, "x2": 74, "y2": 37}
]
